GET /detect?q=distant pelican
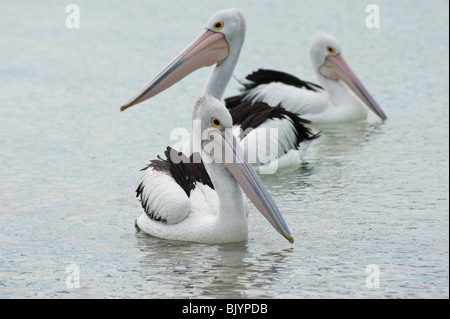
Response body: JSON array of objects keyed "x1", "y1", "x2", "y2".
[
  {"x1": 134, "y1": 95, "x2": 294, "y2": 244},
  {"x1": 120, "y1": 9, "x2": 318, "y2": 170},
  {"x1": 225, "y1": 31, "x2": 387, "y2": 123}
]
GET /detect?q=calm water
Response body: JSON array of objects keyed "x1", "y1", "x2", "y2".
[{"x1": 0, "y1": 0, "x2": 448, "y2": 298}]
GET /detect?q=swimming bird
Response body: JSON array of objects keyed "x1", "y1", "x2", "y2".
[
  {"x1": 120, "y1": 9, "x2": 318, "y2": 170},
  {"x1": 134, "y1": 95, "x2": 294, "y2": 244},
  {"x1": 225, "y1": 31, "x2": 387, "y2": 123}
]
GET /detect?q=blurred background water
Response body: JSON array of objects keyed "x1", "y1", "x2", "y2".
[{"x1": 0, "y1": 0, "x2": 448, "y2": 298}]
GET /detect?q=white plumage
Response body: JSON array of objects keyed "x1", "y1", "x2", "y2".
[
  {"x1": 242, "y1": 79, "x2": 368, "y2": 123},
  {"x1": 134, "y1": 96, "x2": 293, "y2": 244},
  {"x1": 120, "y1": 9, "x2": 319, "y2": 172},
  {"x1": 136, "y1": 173, "x2": 243, "y2": 243},
  {"x1": 138, "y1": 169, "x2": 190, "y2": 225},
  {"x1": 226, "y1": 31, "x2": 387, "y2": 123},
  {"x1": 236, "y1": 117, "x2": 306, "y2": 169}
]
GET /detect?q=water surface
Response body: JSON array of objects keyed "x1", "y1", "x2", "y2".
[{"x1": 0, "y1": 0, "x2": 448, "y2": 298}]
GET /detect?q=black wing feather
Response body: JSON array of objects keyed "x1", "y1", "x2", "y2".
[
  {"x1": 243, "y1": 69, "x2": 323, "y2": 91},
  {"x1": 137, "y1": 147, "x2": 213, "y2": 199},
  {"x1": 229, "y1": 101, "x2": 320, "y2": 151},
  {"x1": 225, "y1": 69, "x2": 323, "y2": 110}
]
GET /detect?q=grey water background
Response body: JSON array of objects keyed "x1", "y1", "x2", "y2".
[{"x1": 0, "y1": 0, "x2": 448, "y2": 298}]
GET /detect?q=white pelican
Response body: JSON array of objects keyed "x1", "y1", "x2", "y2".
[
  {"x1": 225, "y1": 31, "x2": 387, "y2": 123},
  {"x1": 120, "y1": 9, "x2": 318, "y2": 170},
  {"x1": 134, "y1": 95, "x2": 294, "y2": 244}
]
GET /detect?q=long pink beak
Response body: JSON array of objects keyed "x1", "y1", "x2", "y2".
[
  {"x1": 203, "y1": 128, "x2": 294, "y2": 244},
  {"x1": 320, "y1": 54, "x2": 387, "y2": 120},
  {"x1": 120, "y1": 30, "x2": 229, "y2": 111}
]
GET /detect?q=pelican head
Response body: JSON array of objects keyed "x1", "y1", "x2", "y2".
[
  {"x1": 310, "y1": 31, "x2": 387, "y2": 120},
  {"x1": 205, "y1": 8, "x2": 246, "y2": 52},
  {"x1": 192, "y1": 94, "x2": 234, "y2": 133},
  {"x1": 195, "y1": 95, "x2": 294, "y2": 244},
  {"x1": 310, "y1": 31, "x2": 343, "y2": 69},
  {"x1": 121, "y1": 9, "x2": 246, "y2": 111}
]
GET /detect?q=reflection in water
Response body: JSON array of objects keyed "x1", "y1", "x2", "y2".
[
  {"x1": 1, "y1": 0, "x2": 447, "y2": 299},
  {"x1": 135, "y1": 232, "x2": 292, "y2": 298},
  {"x1": 260, "y1": 120, "x2": 387, "y2": 195},
  {"x1": 308, "y1": 120, "x2": 386, "y2": 160}
]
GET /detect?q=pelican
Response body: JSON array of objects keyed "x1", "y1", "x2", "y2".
[
  {"x1": 120, "y1": 9, "x2": 318, "y2": 170},
  {"x1": 134, "y1": 95, "x2": 294, "y2": 244},
  {"x1": 225, "y1": 31, "x2": 387, "y2": 123}
]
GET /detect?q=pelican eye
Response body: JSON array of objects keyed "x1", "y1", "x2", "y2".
[
  {"x1": 327, "y1": 46, "x2": 336, "y2": 54},
  {"x1": 213, "y1": 21, "x2": 224, "y2": 31},
  {"x1": 211, "y1": 117, "x2": 222, "y2": 128}
]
